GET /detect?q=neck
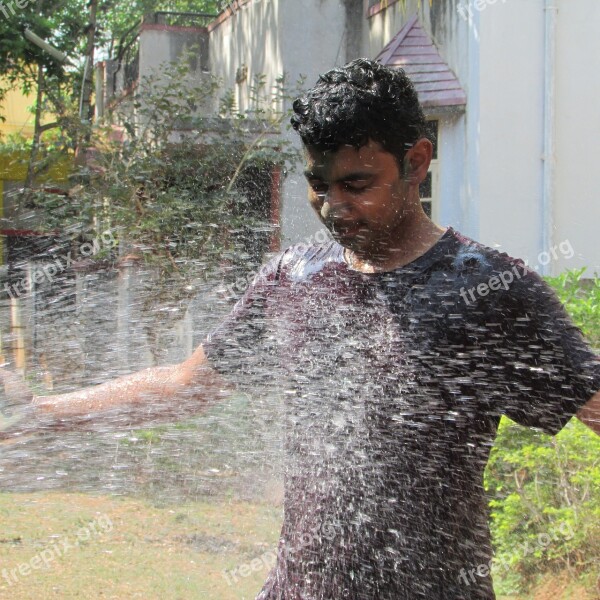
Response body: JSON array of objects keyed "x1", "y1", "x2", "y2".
[{"x1": 345, "y1": 212, "x2": 447, "y2": 273}]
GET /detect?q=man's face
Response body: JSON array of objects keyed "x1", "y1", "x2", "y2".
[{"x1": 304, "y1": 140, "x2": 411, "y2": 256}]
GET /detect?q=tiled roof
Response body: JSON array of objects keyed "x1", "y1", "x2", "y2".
[{"x1": 375, "y1": 15, "x2": 467, "y2": 109}]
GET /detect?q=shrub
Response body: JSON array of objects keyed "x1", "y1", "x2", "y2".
[{"x1": 485, "y1": 270, "x2": 600, "y2": 595}]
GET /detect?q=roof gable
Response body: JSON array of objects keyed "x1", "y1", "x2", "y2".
[{"x1": 375, "y1": 15, "x2": 466, "y2": 110}]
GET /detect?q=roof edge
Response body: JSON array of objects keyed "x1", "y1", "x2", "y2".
[
  {"x1": 377, "y1": 14, "x2": 419, "y2": 66},
  {"x1": 140, "y1": 23, "x2": 208, "y2": 34},
  {"x1": 208, "y1": 0, "x2": 253, "y2": 33},
  {"x1": 376, "y1": 16, "x2": 467, "y2": 110}
]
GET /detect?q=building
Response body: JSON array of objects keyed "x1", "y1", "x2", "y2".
[{"x1": 100, "y1": 0, "x2": 600, "y2": 276}]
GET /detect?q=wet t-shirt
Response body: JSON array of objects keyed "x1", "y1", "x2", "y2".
[{"x1": 204, "y1": 228, "x2": 599, "y2": 600}]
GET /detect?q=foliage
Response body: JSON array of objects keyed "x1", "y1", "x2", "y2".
[
  {"x1": 31, "y1": 52, "x2": 300, "y2": 260},
  {"x1": 0, "y1": 0, "x2": 97, "y2": 135},
  {"x1": 0, "y1": 128, "x2": 75, "y2": 171},
  {"x1": 485, "y1": 270, "x2": 600, "y2": 595},
  {"x1": 486, "y1": 418, "x2": 600, "y2": 595},
  {"x1": 21, "y1": 52, "x2": 302, "y2": 357},
  {"x1": 0, "y1": 0, "x2": 225, "y2": 137},
  {"x1": 0, "y1": 0, "x2": 223, "y2": 86},
  {"x1": 545, "y1": 268, "x2": 600, "y2": 349},
  {"x1": 0, "y1": 0, "x2": 86, "y2": 88},
  {"x1": 97, "y1": 0, "x2": 224, "y2": 60}
]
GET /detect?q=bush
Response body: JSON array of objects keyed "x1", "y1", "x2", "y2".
[
  {"x1": 8, "y1": 54, "x2": 304, "y2": 357},
  {"x1": 485, "y1": 270, "x2": 600, "y2": 595}
]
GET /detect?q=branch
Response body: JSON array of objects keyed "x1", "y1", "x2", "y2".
[
  {"x1": 38, "y1": 121, "x2": 60, "y2": 133},
  {"x1": 225, "y1": 118, "x2": 284, "y2": 193}
]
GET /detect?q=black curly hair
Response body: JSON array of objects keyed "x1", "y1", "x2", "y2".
[{"x1": 291, "y1": 58, "x2": 427, "y2": 167}]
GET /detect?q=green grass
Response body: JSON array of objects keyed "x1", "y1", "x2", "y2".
[
  {"x1": 1, "y1": 492, "x2": 594, "y2": 599},
  {"x1": 0, "y1": 492, "x2": 282, "y2": 599}
]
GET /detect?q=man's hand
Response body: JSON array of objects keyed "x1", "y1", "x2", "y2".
[
  {"x1": 0, "y1": 366, "x2": 34, "y2": 434},
  {"x1": 577, "y1": 390, "x2": 600, "y2": 436},
  {"x1": 0, "y1": 345, "x2": 222, "y2": 433}
]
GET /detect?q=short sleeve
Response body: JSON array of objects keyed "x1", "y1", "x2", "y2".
[
  {"x1": 492, "y1": 269, "x2": 600, "y2": 434},
  {"x1": 203, "y1": 252, "x2": 284, "y2": 382}
]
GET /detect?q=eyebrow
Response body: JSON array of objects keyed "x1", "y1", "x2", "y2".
[{"x1": 303, "y1": 171, "x2": 374, "y2": 183}]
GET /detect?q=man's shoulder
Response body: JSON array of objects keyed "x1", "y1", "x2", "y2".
[
  {"x1": 448, "y1": 229, "x2": 541, "y2": 281},
  {"x1": 449, "y1": 229, "x2": 531, "y2": 274},
  {"x1": 448, "y1": 229, "x2": 550, "y2": 307}
]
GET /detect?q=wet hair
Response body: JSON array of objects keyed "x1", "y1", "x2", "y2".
[{"x1": 291, "y1": 58, "x2": 427, "y2": 167}]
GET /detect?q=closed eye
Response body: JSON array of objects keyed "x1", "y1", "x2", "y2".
[
  {"x1": 343, "y1": 179, "x2": 371, "y2": 194},
  {"x1": 343, "y1": 180, "x2": 370, "y2": 193},
  {"x1": 309, "y1": 181, "x2": 328, "y2": 196}
]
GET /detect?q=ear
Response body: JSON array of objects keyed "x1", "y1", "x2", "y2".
[{"x1": 402, "y1": 138, "x2": 433, "y2": 185}]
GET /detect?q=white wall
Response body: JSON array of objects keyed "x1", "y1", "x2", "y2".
[
  {"x1": 477, "y1": 0, "x2": 545, "y2": 265},
  {"x1": 208, "y1": 0, "x2": 331, "y2": 247},
  {"x1": 437, "y1": 113, "x2": 471, "y2": 231},
  {"x1": 364, "y1": 0, "x2": 600, "y2": 276},
  {"x1": 476, "y1": 0, "x2": 600, "y2": 276},
  {"x1": 364, "y1": 1, "x2": 478, "y2": 238},
  {"x1": 553, "y1": 0, "x2": 600, "y2": 275},
  {"x1": 139, "y1": 25, "x2": 209, "y2": 78},
  {"x1": 278, "y1": 0, "x2": 348, "y2": 246},
  {"x1": 138, "y1": 24, "x2": 214, "y2": 130},
  {"x1": 208, "y1": 0, "x2": 283, "y2": 114}
]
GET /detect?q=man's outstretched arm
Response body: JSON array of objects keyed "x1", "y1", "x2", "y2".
[
  {"x1": 2, "y1": 345, "x2": 222, "y2": 429},
  {"x1": 577, "y1": 390, "x2": 600, "y2": 436}
]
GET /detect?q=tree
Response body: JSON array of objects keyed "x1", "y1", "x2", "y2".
[
  {"x1": 0, "y1": 0, "x2": 226, "y2": 183},
  {"x1": 0, "y1": 0, "x2": 91, "y2": 189},
  {"x1": 27, "y1": 51, "x2": 303, "y2": 360}
]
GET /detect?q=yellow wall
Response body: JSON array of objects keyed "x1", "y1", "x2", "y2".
[
  {"x1": 0, "y1": 77, "x2": 71, "y2": 255},
  {"x1": 0, "y1": 81, "x2": 71, "y2": 267},
  {"x1": 0, "y1": 150, "x2": 70, "y2": 182},
  {"x1": 0, "y1": 81, "x2": 37, "y2": 138}
]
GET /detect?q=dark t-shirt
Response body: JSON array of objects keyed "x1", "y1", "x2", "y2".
[{"x1": 204, "y1": 228, "x2": 599, "y2": 600}]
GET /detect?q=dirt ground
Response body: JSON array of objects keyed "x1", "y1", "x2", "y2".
[{"x1": 499, "y1": 570, "x2": 599, "y2": 600}]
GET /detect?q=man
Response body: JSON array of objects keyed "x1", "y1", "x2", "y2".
[{"x1": 2, "y1": 59, "x2": 599, "y2": 599}]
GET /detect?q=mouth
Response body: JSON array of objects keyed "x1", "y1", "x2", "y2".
[{"x1": 329, "y1": 223, "x2": 364, "y2": 241}]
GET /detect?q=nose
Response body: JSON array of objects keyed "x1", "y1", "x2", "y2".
[{"x1": 321, "y1": 188, "x2": 352, "y2": 223}]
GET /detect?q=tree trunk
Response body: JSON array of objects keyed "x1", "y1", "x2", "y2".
[
  {"x1": 24, "y1": 63, "x2": 45, "y2": 194},
  {"x1": 75, "y1": 0, "x2": 98, "y2": 166},
  {"x1": 80, "y1": 0, "x2": 98, "y2": 123}
]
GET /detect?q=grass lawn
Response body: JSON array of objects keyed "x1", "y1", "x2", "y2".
[
  {"x1": 0, "y1": 492, "x2": 282, "y2": 599},
  {"x1": 0, "y1": 492, "x2": 596, "y2": 599}
]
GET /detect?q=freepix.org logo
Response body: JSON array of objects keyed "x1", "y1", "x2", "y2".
[
  {"x1": 459, "y1": 239, "x2": 574, "y2": 306},
  {"x1": 2, "y1": 230, "x2": 117, "y2": 300},
  {"x1": 0, "y1": 0, "x2": 35, "y2": 19},
  {"x1": 457, "y1": 0, "x2": 508, "y2": 23}
]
